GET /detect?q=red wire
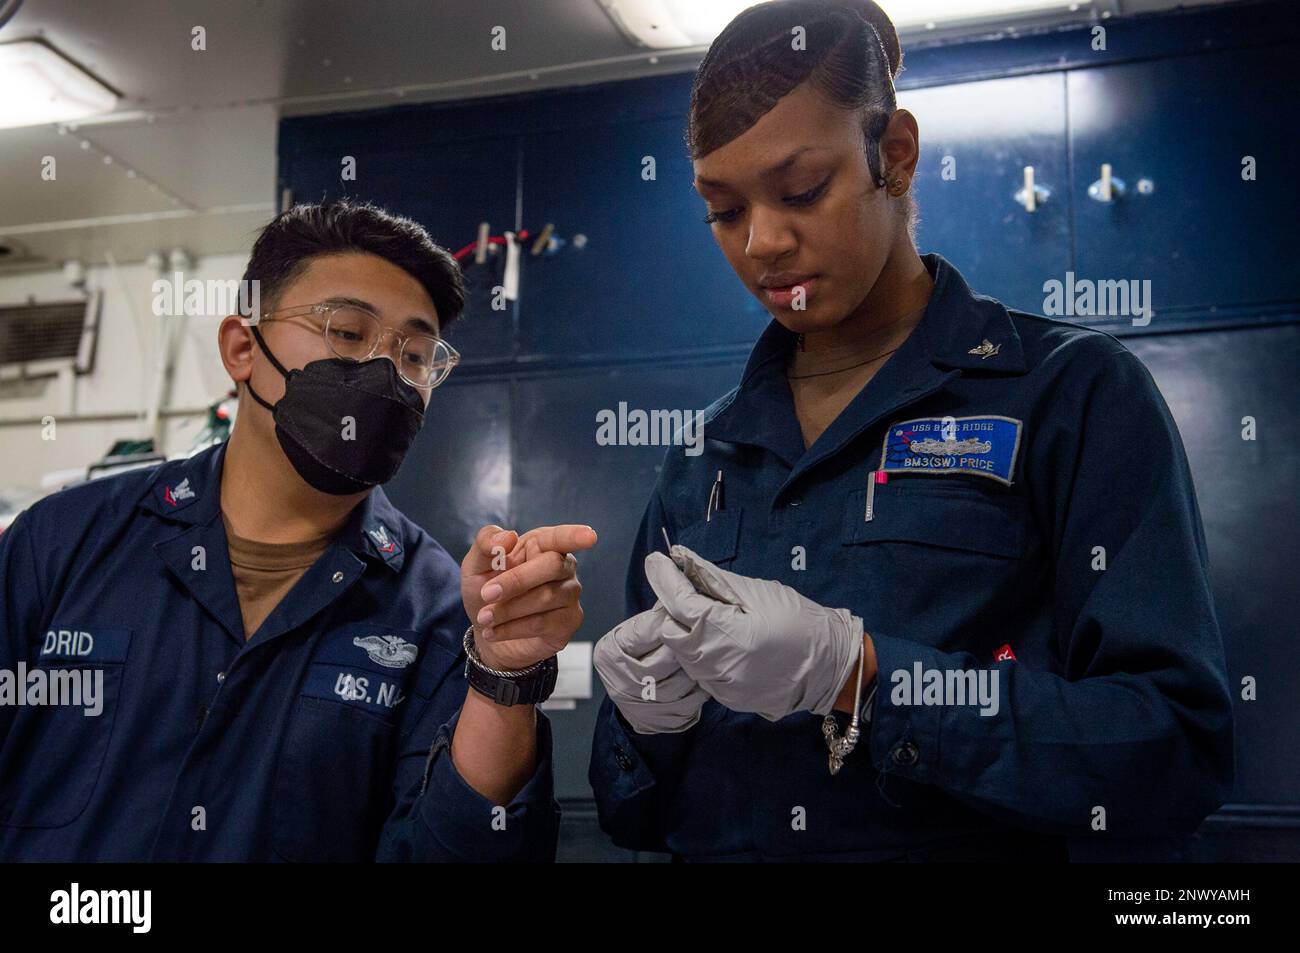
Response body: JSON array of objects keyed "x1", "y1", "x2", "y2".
[{"x1": 452, "y1": 229, "x2": 533, "y2": 261}]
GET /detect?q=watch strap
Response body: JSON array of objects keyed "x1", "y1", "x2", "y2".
[{"x1": 462, "y1": 625, "x2": 558, "y2": 706}]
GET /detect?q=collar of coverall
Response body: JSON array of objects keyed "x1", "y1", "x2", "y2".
[
  {"x1": 135, "y1": 439, "x2": 408, "y2": 573},
  {"x1": 702, "y1": 252, "x2": 1029, "y2": 450}
]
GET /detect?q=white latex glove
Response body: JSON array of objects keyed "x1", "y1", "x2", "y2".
[
  {"x1": 593, "y1": 603, "x2": 711, "y2": 734},
  {"x1": 643, "y1": 544, "x2": 862, "y2": 721}
]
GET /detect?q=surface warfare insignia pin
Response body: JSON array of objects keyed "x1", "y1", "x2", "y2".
[
  {"x1": 968, "y1": 339, "x2": 1001, "y2": 359},
  {"x1": 880, "y1": 415, "x2": 1023, "y2": 485},
  {"x1": 353, "y1": 634, "x2": 418, "y2": 669},
  {"x1": 366, "y1": 524, "x2": 400, "y2": 556}
]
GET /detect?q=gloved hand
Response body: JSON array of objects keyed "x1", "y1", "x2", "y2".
[
  {"x1": 643, "y1": 544, "x2": 862, "y2": 721},
  {"x1": 593, "y1": 603, "x2": 711, "y2": 735}
]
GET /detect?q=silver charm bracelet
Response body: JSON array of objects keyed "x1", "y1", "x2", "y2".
[{"x1": 822, "y1": 644, "x2": 874, "y2": 776}]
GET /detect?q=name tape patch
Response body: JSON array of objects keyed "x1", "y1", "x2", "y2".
[
  {"x1": 39, "y1": 627, "x2": 132, "y2": 664},
  {"x1": 879, "y1": 415, "x2": 1023, "y2": 485}
]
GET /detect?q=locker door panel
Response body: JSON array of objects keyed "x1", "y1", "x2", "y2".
[
  {"x1": 901, "y1": 72, "x2": 1071, "y2": 313},
  {"x1": 1069, "y1": 46, "x2": 1300, "y2": 317},
  {"x1": 519, "y1": 118, "x2": 767, "y2": 361}
]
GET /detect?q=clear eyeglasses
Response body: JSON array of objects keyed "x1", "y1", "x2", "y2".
[{"x1": 253, "y1": 300, "x2": 460, "y2": 389}]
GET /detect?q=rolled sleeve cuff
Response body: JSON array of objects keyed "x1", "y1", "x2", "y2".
[
  {"x1": 866, "y1": 630, "x2": 944, "y2": 786},
  {"x1": 417, "y1": 706, "x2": 559, "y2": 862}
]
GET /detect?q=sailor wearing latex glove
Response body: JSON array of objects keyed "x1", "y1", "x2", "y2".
[
  {"x1": 593, "y1": 603, "x2": 712, "y2": 734},
  {"x1": 644, "y1": 543, "x2": 869, "y2": 722}
]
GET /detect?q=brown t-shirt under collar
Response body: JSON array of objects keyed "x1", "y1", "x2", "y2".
[{"x1": 221, "y1": 512, "x2": 335, "y2": 641}]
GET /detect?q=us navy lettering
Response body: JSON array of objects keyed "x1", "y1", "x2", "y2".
[{"x1": 333, "y1": 671, "x2": 405, "y2": 709}]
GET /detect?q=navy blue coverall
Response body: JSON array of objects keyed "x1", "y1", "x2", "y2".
[
  {"x1": 0, "y1": 440, "x2": 559, "y2": 861},
  {"x1": 590, "y1": 253, "x2": 1234, "y2": 861}
]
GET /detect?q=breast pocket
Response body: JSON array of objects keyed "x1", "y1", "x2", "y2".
[
  {"x1": 675, "y1": 507, "x2": 742, "y2": 565},
  {"x1": 271, "y1": 637, "x2": 419, "y2": 863},
  {"x1": 0, "y1": 627, "x2": 130, "y2": 829},
  {"x1": 838, "y1": 481, "x2": 1029, "y2": 643},
  {"x1": 841, "y1": 480, "x2": 1026, "y2": 557}
]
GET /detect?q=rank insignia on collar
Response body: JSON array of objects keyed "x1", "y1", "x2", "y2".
[
  {"x1": 157, "y1": 475, "x2": 199, "y2": 513},
  {"x1": 164, "y1": 477, "x2": 194, "y2": 506},
  {"x1": 968, "y1": 339, "x2": 1001, "y2": 359},
  {"x1": 366, "y1": 524, "x2": 399, "y2": 555}
]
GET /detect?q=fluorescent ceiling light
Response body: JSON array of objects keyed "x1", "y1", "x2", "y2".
[
  {"x1": 598, "y1": 0, "x2": 1094, "y2": 49},
  {"x1": 0, "y1": 40, "x2": 118, "y2": 130}
]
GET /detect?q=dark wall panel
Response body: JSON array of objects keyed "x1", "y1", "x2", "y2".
[
  {"x1": 1126, "y1": 325, "x2": 1300, "y2": 809},
  {"x1": 385, "y1": 376, "x2": 512, "y2": 559},
  {"x1": 509, "y1": 361, "x2": 746, "y2": 798},
  {"x1": 518, "y1": 119, "x2": 764, "y2": 361}
]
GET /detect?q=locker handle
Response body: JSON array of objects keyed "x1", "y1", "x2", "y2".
[
  {"x1": 1088, "y1": 163, "x2": 1128, "y2": 203},
  {"x1": 1014, "y1": 165, "x2": 1050, "y2": 213}
]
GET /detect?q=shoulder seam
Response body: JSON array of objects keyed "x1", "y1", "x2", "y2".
[{"x1": 1008, "y1": 308, "x2": 1129, "y2": 345}]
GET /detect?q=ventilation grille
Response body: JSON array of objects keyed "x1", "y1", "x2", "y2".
[{"x1": 0, "y1": 301, "x2": 87, "y2": 366}]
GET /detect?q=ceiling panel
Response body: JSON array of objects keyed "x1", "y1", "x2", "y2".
[
  {"x1": 2, "y1": 0, "x2": 631, "y2": 115},
  {"x1": 0, "y1": 125, "x2": 179, "y2": 226},
  {"x1": 88, "y1": 105, "x2": 278, "y2": 209}
]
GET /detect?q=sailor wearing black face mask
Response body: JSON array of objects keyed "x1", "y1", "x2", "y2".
[
  {"x1": 0, "y1": 201, "x2": 593, "y2": 862},
  {"x1": 243, "y1": 313, "x2": 431, "y2": 496}
]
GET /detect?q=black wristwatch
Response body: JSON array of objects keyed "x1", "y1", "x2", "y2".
[{"x1": 462, "y1": 625, "x2": 558, "y2": 706}]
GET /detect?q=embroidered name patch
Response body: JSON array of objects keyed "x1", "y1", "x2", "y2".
[
  {"x1": 879, "y1": 415, "x2": 1023, "y2": 485},
  {"x1": 39, "y1": 626, "x2": 132, "y2": 664}
]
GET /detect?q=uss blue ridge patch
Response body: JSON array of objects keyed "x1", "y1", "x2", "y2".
[{"x1": 879, "y1": 415, "x2": 1023, "y2": 485}]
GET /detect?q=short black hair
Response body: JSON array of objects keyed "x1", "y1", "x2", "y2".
[{"x1": 240, "y1": 199, "x2": 465, "y2": 331}]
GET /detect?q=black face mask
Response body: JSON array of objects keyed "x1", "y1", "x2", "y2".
[{"x1": 245, "y1": 324, "x2": 426, "y2": 495}]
